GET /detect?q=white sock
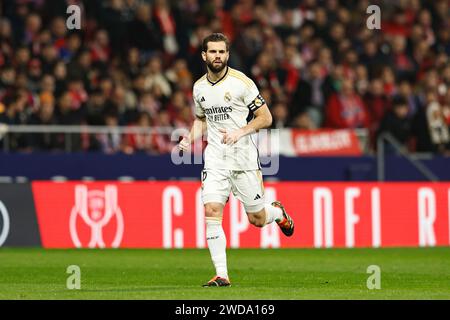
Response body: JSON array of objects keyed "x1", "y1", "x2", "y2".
[
  {"x1": 264, "y1": 203, "x2": 284, "y2": 225},
  {"x1": 205, "y1": 217, "x2": 228, "y2": 279}
]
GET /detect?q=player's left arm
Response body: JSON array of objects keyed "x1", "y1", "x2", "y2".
[{"x1": 220, "y1": 103, "x2": 272, "y2": 145}]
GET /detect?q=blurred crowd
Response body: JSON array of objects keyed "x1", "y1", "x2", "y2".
[{"x1": 0, "y1": 0, "x2": 449, "y2": 154}]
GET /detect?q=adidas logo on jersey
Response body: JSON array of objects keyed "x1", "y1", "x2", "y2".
[
  {"x1": 254, "y1": 194, "x2": 261, "y2": 200},
  {"x1": 200, "y1": 96, "x2": 206, "y2": 102}
]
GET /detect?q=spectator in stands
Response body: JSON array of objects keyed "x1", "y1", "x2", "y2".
[
  {"x1": 122, "y1": 47, "x2": 141, "y2": 80},
  {"x1": 390, "y1": 35, "x2": 416, "y2": 82},
  {"x1": 53, "y1": 61, "x2": 67, "y2": 97},
  {"x1": 380, "y1": 66, "x2": 397, "y2": 97},
  {"x1": 0, "y1": 66, "x2": 16, "y2": 99},
  {"x1": 14, "y1": 46, "x2": 31, "y2": 73},
  {"x1": 413, "y1": 90, "x2": 450, "y2": 154},
  {"x1": 27, "y1": 58, "x2": 43, "y2": 93},
  {"x1": 123, "y1": 111, "x2": 155, "y2": 154},
  {"x1": 442, "y1": 88, "x2": 450, "y2": 137},
  {"x1": 28, "y1": 91, "x2": 60, "y2": 150},
  {"x1": 98, "y1": 111, "x2": 122, "y2": 154},
  {"x1": 143, "y1": 55, "x2": 172, "y2": 98},
  {"x1": 359, "y1": 39, "x2": 389, "y2": 78},
  {"x1": 424, "y1": 91, "x2": 450, "y2": 153},
  {"x1": 354, "y1": 65, "x2": 369, "y2": 96},
  {"x1": 364, "y1": 78, "x2": 391, "y2": 131},
  {"x1": 325, "y1": 78, "x2": 370, "y2": 129},
  {"x1": 85, "y1": 88, "x2": 107, "y2": 126},
  {"x1": 40, "y1": 43, "x2": 59, "y2": 75},
  {"x1": 67, "y1": 77, "x2": 88, "y2": 111},
  {"x1": 127, "y1": 3, "x2": 162, "y2": 55},
  {"x1": 153, "y1": 109, "x2": 176, "y2": 153},
  {"x1": 38, "y1": 76, "x2": 56, "y2": 107},
  {"x1": 396, "y1": 79, "x2": 422, "y2": 118},
  {"x1": 111, "y1": 84, "x2": 136, "y2": 124},
  {"x1": 271, "y1": 101, "x2": 289, "y2": 129},
  {"x1": 100, "y1": 0, "x2": 130, "y2": 54},
  {"x1": 377, "y1": 96, "x2": 412, "y2": 152},
  {"x1": 90, "y1": 29, "x2": 111, "y2": 65},
  {"x1": 58, "y1": 31, "x2": 78, "y2": 63},
  {"x1": 153, "y1": 0, "x2": 179, "y2": 56},
  {"x1": 251, "y1": 50, "x2": 285, "y2": 101},
  {"x1": 137, "y1": 91, "x2": 161, "y2": 118},
  {"x1": 292, "y1": 111, "x2": 317, "y2": 131},
  {"x1": 0, "y1": 92, "x2": 29, "y2": 128},
  {"x1": 56, "y1": 91, "x2": 83, "y2": 151},
  {"x1": 290, "y1": 62, "x2": 326, "y2": 127},
  {"x1": 56, "y1": 91, "x2": 75, "y2": 123},
  {"x1": 173, "y1": 105, "x2": 193, "y2": 129}
]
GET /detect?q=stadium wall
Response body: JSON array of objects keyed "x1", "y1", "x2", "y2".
[
  {"x1": 1, "y1": 181, "x2": 449, "y2": 248},
  {"x1": 0, "y1": 154, "x2": 450, "y2": 181},
  {"x1": 0, "y1": 184, "x2": 41, "y2": 246}
]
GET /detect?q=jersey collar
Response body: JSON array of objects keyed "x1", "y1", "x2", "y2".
[{"x1": 206, "y1": 66, "x2": 229, "y2": 86}]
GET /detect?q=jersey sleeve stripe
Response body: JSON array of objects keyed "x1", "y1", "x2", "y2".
[
  {"x1": 231, "y1": 73, "x2": 252, "y2": 87},
  {"x1": 229, "y1": 70, "x2": 253, "y2": 88}
]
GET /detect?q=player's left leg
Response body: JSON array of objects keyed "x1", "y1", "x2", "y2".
[
  {"x1": 231, "y1": 170, "x2": 295, "y2": 236},
  {"x1": 203, "y1": 202, "x2": 231, "y2": 286},
  {"x1": 201, "y1": 169, "x2": 232, "y2": 287}
]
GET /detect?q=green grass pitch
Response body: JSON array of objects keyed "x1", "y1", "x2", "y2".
[{"x1": 0, "y1": 247, "x2": 449, "y2": 299}]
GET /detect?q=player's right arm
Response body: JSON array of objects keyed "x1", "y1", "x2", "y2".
[
  {"x1": 178, "y1": 116, "x2": 206, "y2": 152},
  {"x1": 179, "y1": 82, "x2": 207, "y2": 152}
]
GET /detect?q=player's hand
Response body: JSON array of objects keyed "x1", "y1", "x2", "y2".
[
  {"x1": 219, "y1": 128, "x2": 243, "y2": 145},
  {"x1": 178, "y1": 135, "x2": 191, "y2": 152}
]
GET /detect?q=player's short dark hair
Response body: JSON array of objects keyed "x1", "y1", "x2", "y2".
[{"x1": 202, "y1": 33, "x2": 230, "y2": 52}]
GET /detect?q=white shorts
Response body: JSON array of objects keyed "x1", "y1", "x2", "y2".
[{"x1": 201, "y1": 169, "x2": 265, "y2": 213}]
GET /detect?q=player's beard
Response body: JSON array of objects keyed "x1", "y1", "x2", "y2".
[{"x1": 206, "y1": 57, "x2": 228, "y2": 74}]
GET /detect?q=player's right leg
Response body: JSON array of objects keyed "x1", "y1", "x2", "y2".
[
  {"x1": 201, "y1": 169, "x2": 232, "y2": 287},
  {"x1": 203, "y1": 202, "x2": 231, "y2": 287}
]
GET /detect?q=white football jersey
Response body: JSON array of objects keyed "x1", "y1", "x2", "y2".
[{"x1": 193, "y1": 66, "x2": 266, "y2": 170}]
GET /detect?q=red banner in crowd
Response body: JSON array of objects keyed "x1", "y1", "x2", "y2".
[
  {"x1": 289, "y1": 129, "x2": 362, "y2": 156},
  {"x1": 32, "y1": 182, "x2": 450, "y2": 249}
]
